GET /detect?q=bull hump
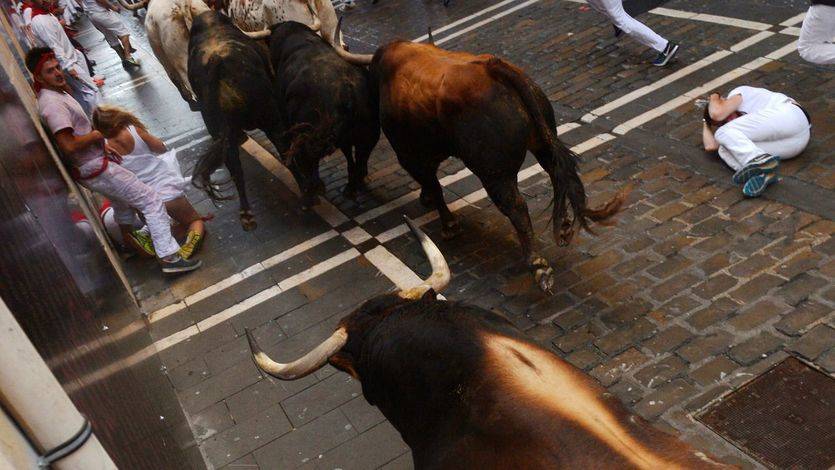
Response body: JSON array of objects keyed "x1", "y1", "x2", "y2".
[{"x1": 481, "y1": 333, "x2": 685, "y2": 469}]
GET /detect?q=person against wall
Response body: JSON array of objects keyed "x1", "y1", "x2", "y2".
[
  {"x1": 798, "y1": 0, "x2": 835, "y2": 64},
  {"x1": 92, "y1": 105, "x2": 207, "y2": 259},
  {"x1": 27, "y1": 47, "x2": 201, "y2": 274},
  {"x1": 701, "y1": 86, "x2": 811, "y2": 197},
  {"x1": 26, "y1": 0, "x2": 101, "y2": 116}
]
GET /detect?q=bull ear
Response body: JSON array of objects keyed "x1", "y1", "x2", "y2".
[
  {"x1": 420, "y1": 288, "x2": 437, "y2": 301},
  {"x1": 329, "y1": 352, "x2": 359, "y2": 379}
]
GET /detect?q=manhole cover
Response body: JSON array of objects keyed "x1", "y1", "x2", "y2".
[{"x1": 697, "y1": 357, "x2": 835, "y2": 469}]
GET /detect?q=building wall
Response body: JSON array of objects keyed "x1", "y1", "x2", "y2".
[{"x1": 0, "y1": 13, "x2": 204, "y2": 470}]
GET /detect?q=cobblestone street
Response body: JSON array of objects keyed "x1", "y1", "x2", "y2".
[{"x1": 73, "y1": 0, "x2": 835, "y2": 468}]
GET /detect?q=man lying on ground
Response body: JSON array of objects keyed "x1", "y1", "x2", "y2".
[{"x1": 701, "y1": 85, "x2": 811, "y2": 197}]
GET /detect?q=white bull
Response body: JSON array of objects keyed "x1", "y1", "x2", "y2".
[{"x1": 142, "y1": 0, "x2": 339, "y2": 108}]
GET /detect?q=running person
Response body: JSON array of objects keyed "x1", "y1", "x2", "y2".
[
  {"x1": 81, "y1": 0, "x2": 140, "y2": 67},
  {"x1": 92, "y1": 105, "x2": 207, "y2": 259},
  {"x1": 587, "y1": 0, "x2": 680, "y2": 66},
  {"x1": 702, "y1": 86, "x2": 811, "y2": 197},
  {"x1": 27, "y1": 47, "x2": 200, "y2": 273},
  {"x1": 798, "y1": 0, "x2": 835, "y2": 65}
]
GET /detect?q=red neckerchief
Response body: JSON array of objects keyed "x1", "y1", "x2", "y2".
[
  {"x1": 32, "y1": 51, "x2": 55, "y2": 93},
  {"x1": 28, "y1": 3, "x2": 51, "y2": 17}
]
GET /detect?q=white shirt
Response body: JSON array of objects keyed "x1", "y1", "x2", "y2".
[
  {"x1": 29, "y1": 13, "x2": 84, "y2": 71},
  {"x1": 38, "y1": 88, "x2": 105, "y2": 176},
  {"x1": 727, "y1": 86, "x2": 792, "y2": 114},
  {"x1": 81, "y1": 0, "x2": 111, "y2": 14}
]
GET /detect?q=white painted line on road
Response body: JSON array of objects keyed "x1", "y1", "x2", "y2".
[
  {"x1": 148, "y1": 229, "x2": 339, "y2": 322},
  {"x1": 242, "y1": 138, "x2": 349, "y2": 227},
  {"x1": 413, "y1": 0, "x2": 519, "y2": 42},
  {"x1": 780, "y1": 27, "x2": 801, "y2": 37},
  {"x1": 106, "y1": 75, "x2": 158, "y2": 98},
  {"x1": 557, "y1": 122, "x2": 582, "y2": 134},
  {"x1": 342, "y1": 226, "x2": 373, "y2": 245},
  {"x1": 153, "y1": 248, "x2": 361, "y2": 352},
  {"x1": 437, "y1": 0, "x2": 541, "y2": 45},
  {"x1": 612, "y1": 41, "x2": 798, "y2": 135},
  {"x1": 780, "y1": 12, "x2": 806, "y2": 26},
  {"x1": 729, "y1": 31, "x2": 775, "y2": 52},
  {"x1": 364, "y1": 246, "x2": 424, "y2": 290}
]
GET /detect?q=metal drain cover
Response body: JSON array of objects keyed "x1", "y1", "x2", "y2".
[{"x1": 697, "y1": 357, "x2": 835, "y2": 469}]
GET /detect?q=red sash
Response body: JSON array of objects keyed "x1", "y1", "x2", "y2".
[{"x1": 71, "y1": 157, "x2": 108, "y2": 180}]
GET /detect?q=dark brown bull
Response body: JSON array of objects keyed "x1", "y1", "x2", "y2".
[
  {"x1": 247, "y1": 217, "x2": 732, "y2": 469},
  {"x1": 334, "y1": 38, "x2": 626, "y2": 293}
]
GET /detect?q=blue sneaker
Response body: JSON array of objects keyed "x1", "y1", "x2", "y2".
[
  {"x1": 652, "y1": 41, "x2": 680, "y2": 66},
  {"x1": 732, "y1": 154, "x2": 780, "y2": 185},
  {"x1": 742, "y1": 173, "x2": 778, "y2": 197}
]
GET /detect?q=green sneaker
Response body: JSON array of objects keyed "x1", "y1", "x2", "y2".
[
  {"x1": 129, "y1": 229, "x2": 156, "y2": 256},
  {"x1": 178, "y1": 230, "x2": 203, "y2": 260}
]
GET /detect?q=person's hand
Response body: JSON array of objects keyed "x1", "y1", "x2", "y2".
[
  {"x1": 110, "y1": 3, "x2": 120, "y2": 11},
  {"x1": 104, "y1": 141, "x2": 123, "y2": 163},
  {"x1": 67, "y1": 68, "x2": 79, "y2": 78}
]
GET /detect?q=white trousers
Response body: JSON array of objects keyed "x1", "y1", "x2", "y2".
[
  {"x1": 799, "y1": 5, "x2": 835, "y2": 65},
  {"x1": 587, "y1": 0, "x2": 668, "y2": 52},
  {"x1": 714, "y1": 102, "x2": 810, "y2": 171},
  {"x1": 82, "y1": 163, "x2": 180, "y2": 258},
  {"x1": 87, "y1": 10, "x2": 130, "y2": 48}
]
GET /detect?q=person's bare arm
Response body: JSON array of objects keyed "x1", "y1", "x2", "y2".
[
  {"x1": 702, "y1": 122, "x2": 719, "y2": 152},
  {"x1": 135, "y1": 126, "x2": 167, "y2": 154},
  {"x1": 53, "y1": 128, "x2": 104, "y2": 156},
  {"x1": 708, "y1": 93, "x2": 742, "y2": 122}
]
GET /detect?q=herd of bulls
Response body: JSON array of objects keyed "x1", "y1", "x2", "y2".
[{"x1": 145, "y1": 2, "x2": 734, "y2": 467}]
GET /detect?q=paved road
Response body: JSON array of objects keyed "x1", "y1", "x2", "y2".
[{"x1": 75, "y1": 0, "x2": 834, "y2": 468}]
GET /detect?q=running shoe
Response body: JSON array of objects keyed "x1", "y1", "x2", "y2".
[
  {"x1": 161, "y1": 256, "x2": 202, "y2": 274},
  {"x1": 652, "y1": 41, "x2": 680, "y2": 67},
  {"x1": 178, "y1": 230, "x2": 203, "y2": 260},
  {"x1": 732, "y1": 154, "x2": 780, "y2": 185},
  {"x1": 129, "y1": 229, "x2": 156, "y2": 256},
  {"x1": 613, "y1": 25, "x2": 623, "y2": 38},
  {"x1": 742, "y1": 173, "x2": 778, "y2": 198}
]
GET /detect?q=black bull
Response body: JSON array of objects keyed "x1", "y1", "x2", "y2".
[
  {"x1": 247, "y1": 219, "x2": 732, "y2": 469},
  {"x1": 188, "y1": 15, "x2": 379, "y2": 228}
]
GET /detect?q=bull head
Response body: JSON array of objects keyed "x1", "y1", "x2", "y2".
[{"x1": 246, "y1": 216, "x2": 450, "y2": 379}]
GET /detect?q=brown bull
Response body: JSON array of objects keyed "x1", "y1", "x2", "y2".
[
  {"x1": 336, "y1": 38, "x2": 626, "y2": 293},
  {"x1": 247, "y1": 217, "x2": 733, "y2": 469}
]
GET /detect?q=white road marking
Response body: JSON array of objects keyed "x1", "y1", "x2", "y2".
[
  {"x1": 612, "y1": 41, "x2": 797, "y2": 135},
  {"x1": 780, "y1": 12, "x2": 806, "y2": 27},
  {"x1": 171, "y1": 134, "x2": 212, "y2": 154},
  {"x1": 437, "y1": 0, "x2": 542, "y2": 45},
  {"x1": 651, "y1": 8, "x2": 771, "y2": 31},
  {"x1": 105, "y1": 75, "x2": 159, "y2": 98},
  {"x1": 779, "y1": 27, "x2": 801, "y2": 37},
  {"x1": 412, "y1": 0, "x2": 519, "y2": 42}
]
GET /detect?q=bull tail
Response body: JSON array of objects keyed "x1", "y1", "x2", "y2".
[
  {"x1": 482, "y1": 58, "x2": 625, "y2": 245},
  {"x1": 192, "y1": 133, "x2": 234, "y2": 202}
]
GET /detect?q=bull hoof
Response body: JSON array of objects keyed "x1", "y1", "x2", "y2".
[
  {"x1": 240, "y1": 211, "x2": 257, "y2": 231},
  {"x1": 441, "y1": 218, "x2": 461, "y2": 240},
  {"x1": 187, "y1": 99, "x2": 200, "y2": 112},
  {"x1": 531, "y1": 258, "x2": 555, "y2": 295}
]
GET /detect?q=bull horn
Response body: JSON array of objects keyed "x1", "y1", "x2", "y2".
[
  {"x1": 246, "y1": 327, "x2": 348, "y2": 380},
  {"x1": 427, "y1": 26, "x2": 435, "y2": 45},
  {"x1": 116, "y1": 0, "x2": 148, "y2": 10},
  {"x1": 306, "y1": 0, "x2": 321, "y2": 32},
  {"x1": 243, "y1": 28, "x2": 271, "y2": 40},
  {"x1": 398, "y1": 216, "x2": 451, "y2": 299},
  {"x1": 334, "y1": 16, "x2": 374, "y2": 65}
]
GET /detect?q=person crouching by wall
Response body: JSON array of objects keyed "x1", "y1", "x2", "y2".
[
  {"x1": 701, "y1": 85, "x2": 811, "y2": 197},
  {"x1": 27, "y1": 47, "x2": 201, "y2": 274},
  {"x1": 92, "y1": 105, "x2": 207, "y2": 260}
]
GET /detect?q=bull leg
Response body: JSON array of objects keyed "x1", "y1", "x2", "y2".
[
  {"x1": 399, "y1": 157, "x2": 459, "y2": 239},
  {"x1": 225, "y1": 134, "x2": 256, "y2": 231},
  {"x1": 341, "y1": 145, "x2": 360, "y2": 199},
  {"x1": 482, "y1": 178, "x2": 555, "y2": 294}
]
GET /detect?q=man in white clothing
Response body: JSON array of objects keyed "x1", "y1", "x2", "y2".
[
  {"x1": 27, "y1": 47, "x2": 200, "y2": 274},
  {"x1": 587, "y1": 0, "x2": 680, "y2": 66},
  {"x1": 27, "y1": 0, "x2": 102, "y2": 116},
  {"x1": 701, "y1": 86, "x2": 811, "y2": 197},
  {"x1": 798, "y1": 0, "x2": 835, "y2": 65},
  {"x1": 81, "y1": 0, "x2": 140, "y2": 66}
]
